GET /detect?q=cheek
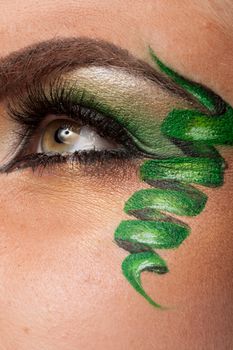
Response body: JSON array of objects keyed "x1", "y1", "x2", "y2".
[
  {"x1": 0, "y1": 155, "x2": 232, "y2": 349},
  {"x1": 0, "y1": 162, "x2": 146, "y2": 348}
]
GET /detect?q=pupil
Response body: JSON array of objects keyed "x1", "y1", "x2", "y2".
[{"x1": 54, "y1": 127, "x2": 68, "y2": 144}]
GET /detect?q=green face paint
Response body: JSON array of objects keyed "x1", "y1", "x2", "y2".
[
  {"x1": 114, "y1": 48, "x2": 232, "y2": 308},
  {"x1": 149, "y1": 47, "x2": 223, "y2": 114},
  {"x1": 121, "y1": 251, "x2": 168, "y2": 309},
  {"x1": 124, "y1": 186, "x2": 207, "y2": 218},
  {"x1": 115, "y1": 220, "x2": 190, "y2": 252},
  {"x1": 161, "y1": 108, "x2": 233, "y2": 145},
  {"x1": 140, "y1": 157, "x2": 224, "y2": 187}
]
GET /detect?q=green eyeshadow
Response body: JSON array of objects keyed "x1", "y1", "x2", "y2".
[{"x1": 63, "y1": 67, "x2": 202, "y2": 158}]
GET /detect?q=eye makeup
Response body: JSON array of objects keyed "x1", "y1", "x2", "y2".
[
  {"x1": 8, "y1": 68, "x2": 227, "y2": 174},
  {"x1": 0, "y1": 63, "x2": 207, "y2": 171},
  {"x1": 0, "y1": 38, "x2": 224, "y2": 172},
  {"x1": 1, "y1": 80, "x2": 143, "y2": 172},
  {"x1": 62, "y1": 66, "x2": 199, "y2": 157}
]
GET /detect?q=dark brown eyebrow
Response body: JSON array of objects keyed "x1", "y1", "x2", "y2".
[{"x1": 0, "y1": 37, "x2": 194, "y2": 102}]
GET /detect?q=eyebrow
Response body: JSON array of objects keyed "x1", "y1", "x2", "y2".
[{"x1": 0, "y1": 37, "x2": 195, "y2": 102}]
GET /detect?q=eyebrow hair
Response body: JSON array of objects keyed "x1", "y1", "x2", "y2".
[{"x1": 0, "y1": 37, "x2": 196, "y2": 102}]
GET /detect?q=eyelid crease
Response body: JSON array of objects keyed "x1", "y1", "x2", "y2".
[
  {"x1": 0, "y1": 37, "x2": 223, "y2": 113},
  {"x1": 0, "y1": 37, "x2": 184, "y2": 100}
]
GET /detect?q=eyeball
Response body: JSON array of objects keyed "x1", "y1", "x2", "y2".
[{"x1": 40, "y1": 119, "x2": 120, "y2": 153}]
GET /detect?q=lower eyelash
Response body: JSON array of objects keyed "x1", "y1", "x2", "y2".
[{"x1": 4, "y1": 148, "x2": 142, "y2": 174}]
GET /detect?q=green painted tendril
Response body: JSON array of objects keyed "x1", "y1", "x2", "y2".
[{"x1": 114, "y1": 49, "x2": 233, "y2": 308}]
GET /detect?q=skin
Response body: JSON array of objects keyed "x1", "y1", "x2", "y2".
[{"x1": 0, "y1": 1, "x2": 233, "y2": 349}]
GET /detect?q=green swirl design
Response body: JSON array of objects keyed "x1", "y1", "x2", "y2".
[{"x1": 114, "y1": 49, "x2": 233, "y2": 308}]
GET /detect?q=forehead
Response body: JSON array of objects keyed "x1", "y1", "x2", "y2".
[{"x1": 1, "y1": 0, "x2": 233, "y2": 104}]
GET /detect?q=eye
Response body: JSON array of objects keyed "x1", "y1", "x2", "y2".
[
  {"x1": 39, "y1": 117, "x2": 122, "y2": 154},
  {"x1": 3, "y1": 96, "x2": 142, "y2": 173}
]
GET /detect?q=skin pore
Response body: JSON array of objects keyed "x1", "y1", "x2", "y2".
[{"x1": 0, "y1": 1, "x2": 233, "y2": 350}]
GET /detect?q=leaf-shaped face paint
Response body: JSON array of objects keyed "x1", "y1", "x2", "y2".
[
  {"x1": 115, "y1": 220, "x2": 190, "y2": 252},
  {"x1": 114, "y1": 48, "x2": 231, "y2": 308},
  {"x1": 149, "y1": 47, "x2": 223, "y2": 114},
  {"x1": 124, "y1": 187, "x2": 207, "y2": 217},
  {"x1": 161, "y1": 108, "x2": 233, "y2": 145},
  {"x1": 122, "y1": 251, "x2": 168, "y2": 309},
  {"x1": 140, "y1": 157, "x2": 225, "y2": 188}
]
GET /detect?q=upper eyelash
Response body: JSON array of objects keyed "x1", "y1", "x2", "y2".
[
  {"x1": 7, "y1": 78, "x2": 133, "y2": 142},
  {"x1": 8, "y1": 78, "x2": 93, "y2": 127},
  {"x1": 2, "y1": 79, "x2": 145, "y2": 173}
]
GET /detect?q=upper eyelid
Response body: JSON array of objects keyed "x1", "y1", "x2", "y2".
[
  {"x1": 3, "y1": 58, "x2": 220, "y2": 166},
  {"x1": 4, "y1": 68, "x2": 195, "y2": 158}
]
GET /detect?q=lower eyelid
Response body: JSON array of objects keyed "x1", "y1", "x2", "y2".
[{"x1": 3, "y1": 148, "x2": 142, "y2": 174}]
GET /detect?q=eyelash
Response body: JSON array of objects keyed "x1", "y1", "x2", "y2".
[{"x1": 3, "y1": 79, "x2": 143, "y2": 173}]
